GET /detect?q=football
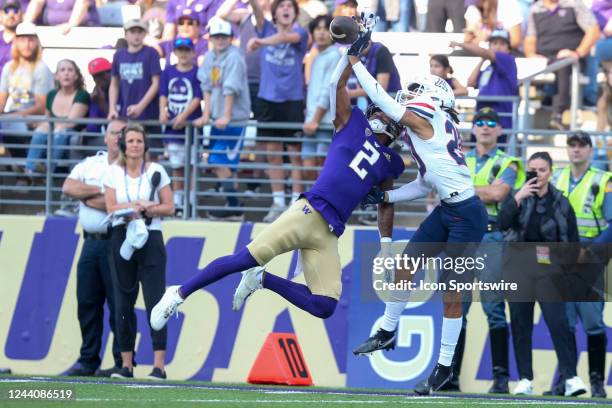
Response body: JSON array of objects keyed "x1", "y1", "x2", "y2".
[{"x1": 329, "y1": 16, "x2": 360, "y2": 45}]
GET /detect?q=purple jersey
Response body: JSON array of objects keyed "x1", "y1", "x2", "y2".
[{"x1": 303, "y1": 107, "x2": 405, "y2": 237}]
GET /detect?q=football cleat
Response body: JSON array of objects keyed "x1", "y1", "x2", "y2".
[
  {"x1": 150, "y1": 285, "x2": 184, "y2": 331},
  {"x1": 353, "y1": 328, "x2": 396, "y2": 355},
  {"x1": 414, "y1": 363, "x2": 452, "y2": 395},
  {"x1": 232, "y1": 266, "x2": 264, "y2": 311}
]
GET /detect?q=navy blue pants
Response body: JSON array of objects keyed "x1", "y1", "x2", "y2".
[
  {"x1": 405, "y1": 196, "x2": 488, "y2": 283},
  {"x1": 76, "y1": 238, "x2": 121, "y2": 370}
]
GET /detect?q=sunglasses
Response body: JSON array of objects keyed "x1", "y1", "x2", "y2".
[
  {"x1": 178, "y1": 19, "x2": 196, "y2": 26},
  {"x1": 475, "y1": 120, "x2": 497, "y2": 128},
  {"x1": 3, "y1": 7, "x2": 19, "y2": 13},
  {"x1": 174, "y1": 38, "x2": 193, "y2": 48}
]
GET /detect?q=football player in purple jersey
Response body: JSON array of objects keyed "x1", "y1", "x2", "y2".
[{"x1": 149, "y1": 51, "x2": 406, "y2": 330}]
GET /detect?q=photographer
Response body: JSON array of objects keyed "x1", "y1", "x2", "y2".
[
  {"x1": 103, "y1": 124, "x2": 174, "y2": 380},
  {"x1": 498, "y1": 151, "x2": 586, "y2": 397}
]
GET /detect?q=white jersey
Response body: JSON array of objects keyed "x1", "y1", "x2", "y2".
[{"x1": 403, "y1": 95, "x2": 474, "y2": 201}]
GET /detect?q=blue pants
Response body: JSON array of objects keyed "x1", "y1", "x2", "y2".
[
  {"x1": 25, "y1": 130, "x2": 71, "y2": 171},
  {"x1": 462, "y1": 231, "x2": 507, "y2": 330},
  {"x1": 405, "y1": 196, "x2": 487, "y2": 286},
  {"x1": 566, "y1": 301, "x2": 606, "y2": 336}
]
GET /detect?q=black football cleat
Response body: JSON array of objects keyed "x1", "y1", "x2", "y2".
[
  {"x1": 414, "y1": 363, "x2": 452, "y2": 395},
  {"x1": 353, "y1": 328, "x2": 396, "y2": 355}
]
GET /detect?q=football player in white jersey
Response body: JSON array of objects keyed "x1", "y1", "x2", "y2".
[{"x1": 346, "y1": 27, "x2": 488, "y2": 395}]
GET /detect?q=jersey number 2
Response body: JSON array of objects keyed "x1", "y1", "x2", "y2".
[{"x1": 349, "y1": 140, "x2": 380, "y2": 179}]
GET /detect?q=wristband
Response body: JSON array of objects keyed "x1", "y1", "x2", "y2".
[{"x1": 380, "y1": 237, "x2": 392, "y2": 243}]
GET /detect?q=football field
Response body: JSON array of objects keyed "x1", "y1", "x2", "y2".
[{"x1": 0, "y1": 376, "x2": 609, "y2": 407}]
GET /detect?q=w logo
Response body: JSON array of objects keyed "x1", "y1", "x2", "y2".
[{"x1": 302, "y1": 205, "x2": 312, "y2": 215}]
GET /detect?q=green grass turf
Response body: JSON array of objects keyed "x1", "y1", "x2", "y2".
[{"x1": 0, "y1": 376, "x2": 607, "y2": 408}]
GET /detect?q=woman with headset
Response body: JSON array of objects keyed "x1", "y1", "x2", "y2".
[{"x1": 103, "y1": 123, "x2": 174, "y2": 380}]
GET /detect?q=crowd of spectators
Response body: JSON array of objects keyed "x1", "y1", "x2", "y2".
[{"x1": 0, "y1": 0, "x2": 610, "y2": 218}]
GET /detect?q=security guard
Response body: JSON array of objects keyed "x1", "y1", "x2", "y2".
[
  {"x1": 446, "y1": 107, "x2": 524, "y2": 393},
  {"x1": 552, "y1": 131, "x2": 612, "y2": 398},
  {"x1": 62, "y1": 119, "x2": 127, "y2": 376}
]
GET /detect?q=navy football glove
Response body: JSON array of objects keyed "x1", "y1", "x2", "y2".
[
  {"x1": 347, "y1": 27, "x2": 372, "y2": 57},
  {"x1": 361, "y1": 187, "x2": 386, "y2": 206}
]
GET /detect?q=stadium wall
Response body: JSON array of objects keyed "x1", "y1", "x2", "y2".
[{"x1": 0, "y1": 215, "x2": 610, "y2": 395}]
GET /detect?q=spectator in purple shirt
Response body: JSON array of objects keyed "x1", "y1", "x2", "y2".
[
  {"x1": 156, "y1": 13, "x2": 208, "y2": 67},
  {"x1": 162, "y1": 0, "x2": 224, "y2": 40},
  {"x1": 24, "y1": 0, "x2": 99, "y2": 34},
  {"x1": 0, "y1": 0, "x2": 23, "y2": 74},
  {"x1": 247, "y1": 0, "x2": 308, "y2": 223},
  {"x1": 585, "y1": 0, "x2": 612, "y2": 106},
  {"x1": 108, "y1": 19, "x2": 161, "y2": 124},
  {"x1": 452, "y1": 28, "x2": 518, "y2": 146}
]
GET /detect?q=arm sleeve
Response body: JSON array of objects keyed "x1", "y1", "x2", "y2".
[
  {"x1": 222, "y1": 54, "x2": 245, "y2": 96},
  {"x1": 148, "y1": 47, "x2": 162, "y2": 76},
  {"x1": 159, "y1": 70, "x2": 169, "y2": 97},
  {"x1": 387, "y1": 176, "x2": 431, "y2": 203},
  {"x1": 198, "y1": 60, "x2": 212, "y2": 93},
  {"x1": 352, "y1": 61, "x2": 406, "y2": 122}
]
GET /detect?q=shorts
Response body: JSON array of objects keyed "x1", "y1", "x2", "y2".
[
  {"x1": 208, "y1": 126, "x2": 245, "y2": 167},
  {"x1": 165, "y1": 142, "x2": 185, "y2": 169},
  {"x1": 302, "y1": 130, "x2": 331, "y2": 160},
  {"x1": 247, "y1": 198, "x2": 342, "y2": 299},
  {"x1": 258, "y1": 99, "x2": 305, "y2": 142}
]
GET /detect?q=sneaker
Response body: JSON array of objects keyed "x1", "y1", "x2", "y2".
[
  {"x1": 146, "y1": 367, "x2": 167, "y2": 380},
  {"x1": 65, "y1": 365, "x2": 95, "y2": 377},
  {"x1": 95, "y1": 366, "x2": 121, "y2": 377},
  {"x1": 207, "y1": 204, "x2": 245, "y2": 221},
  {"x1": 150, "y1": 285, "x2": 184, "y2": 331},
  {"x1": 110, "y1": 366, "x2": 133, "y2": 379},
  {"x1": 414, "y1": 363, "x2": 452, "y2": 395},
  {"x1": 263, "y1": 204, "x2": 285, "y2": 223},
  {"x1": 232, "y1": 266, "x2": 264, "y2": 311},
  {"x1": 513, "y1": 378, "x2": 534, "y2": 395},
  {"x1": 352, "y1": 328, "x2": 396, "y2": 355},
  {"x1": 564, "y1": 376, "x2": 587, "y2": 397}
]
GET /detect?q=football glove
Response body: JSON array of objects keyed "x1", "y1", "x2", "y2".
[{"x1": 361, "y1": 187, "x2": 386, "y2": 205}]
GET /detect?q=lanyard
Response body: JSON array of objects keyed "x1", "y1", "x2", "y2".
[{"x1": 124, "y1": 162, "x2": 145, "y2": 203}]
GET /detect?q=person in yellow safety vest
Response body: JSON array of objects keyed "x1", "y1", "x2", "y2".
[
  {"x1": 441, "y1": 107, "x2": 525, "y2": 394},
  {"x1": 550, "y1": 131, "x2": 612, "y2": 399}
]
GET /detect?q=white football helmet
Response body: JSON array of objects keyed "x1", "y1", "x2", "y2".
[{"x1": 395, "y1": 74, "x2": 455, "y2": 110}]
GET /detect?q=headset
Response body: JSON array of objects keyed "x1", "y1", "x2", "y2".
[{"x1": 118, "y1": 124, "x2": 149, "y2": 154}]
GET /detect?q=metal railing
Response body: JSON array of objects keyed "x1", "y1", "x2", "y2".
[
  {"x1": 519, "y1": 56, "x2": 581, "y2": 130},
  {"x1": 0, "y1": 100, "x2": 608, "y2": 224}
]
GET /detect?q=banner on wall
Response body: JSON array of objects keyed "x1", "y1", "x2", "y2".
[{"x1": 0, "y1": 216, "x2": 610, "y2": 395}]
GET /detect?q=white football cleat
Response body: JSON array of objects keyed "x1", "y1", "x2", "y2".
[
  {"x1": 232, "y1": 266, "x2": 264, "y2": 311},
  {"x1": 150, "y1": 285, "x2": 184, "y2": 331},
  {"x1": 564, "y1": 376, "x2": 587, "y2": 397},
  {"x1": 512, "y1": 378, "x2": 534, "y2": 395}
]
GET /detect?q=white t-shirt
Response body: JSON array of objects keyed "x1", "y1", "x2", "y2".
[
  {"x1": 103, "y1": 161, "x2": 171, "y2": 230},
  {"x1": 68, "y1": 151, "x2": 112, "y2": 234}
]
